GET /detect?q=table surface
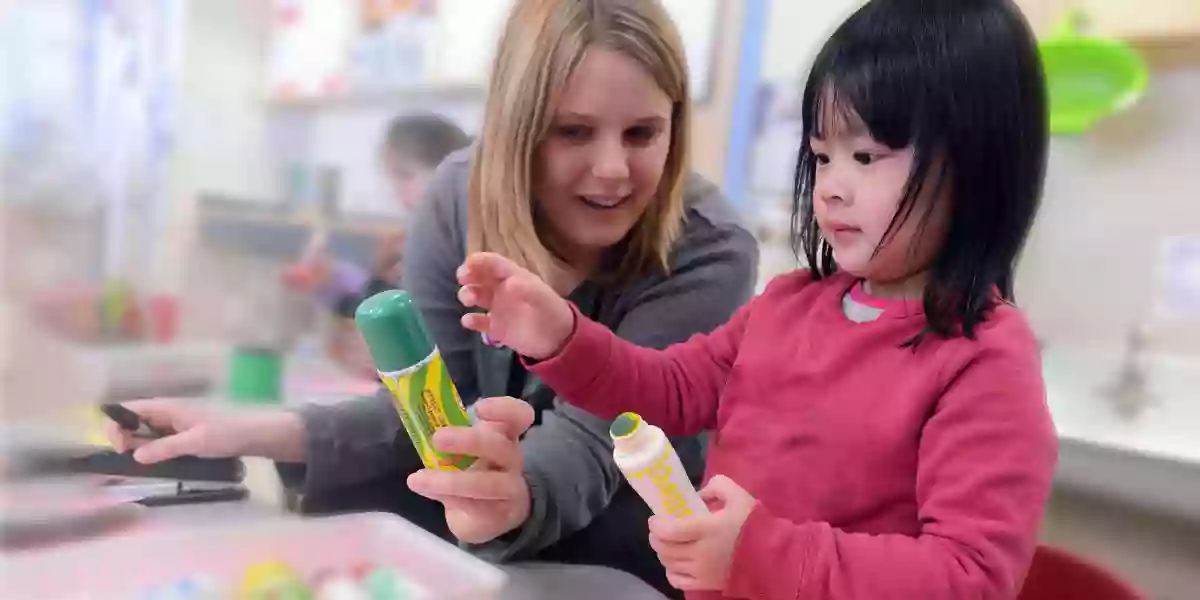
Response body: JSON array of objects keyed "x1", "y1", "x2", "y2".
[{"x1": 18, "y1": 495, "x2": 670, "y2": 600}]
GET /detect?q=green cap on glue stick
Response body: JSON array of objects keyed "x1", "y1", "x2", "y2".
[{"x1": 356, "y1": 290, "x2": 475, "y2": 470}]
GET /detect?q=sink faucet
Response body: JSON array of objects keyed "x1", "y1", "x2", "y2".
[{"x1": 1102, "y1": 323, "x2": 1156, "y2": 420}]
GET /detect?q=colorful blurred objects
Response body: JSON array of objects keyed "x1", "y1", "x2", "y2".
[
  {"x1": 240, "y1": 561, "x2": 312, "y2": 600},
  {"x1": 31, "y1": 282, "x2": 180, "y2": 345},
  {"x1": 228, "y1": 348, "x2": 285, "y2": 405}
]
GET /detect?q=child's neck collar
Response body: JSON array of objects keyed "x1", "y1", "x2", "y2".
[
  {"x1": 862, "y1": 273, "x2": 928, "y2": 300},
  {"x1": 850, "y1": 279, "x2": 924, "y2": 318}
]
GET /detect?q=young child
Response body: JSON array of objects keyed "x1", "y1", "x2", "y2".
[
  {"x1": 283, "y1": 113, "x2": 470, "y2": 376},
  {"x1": 283, "y1": 111, "x2": 471, "y2": 317},
  {"x1": 453, "y1": 1, "x2": 1056, "y2": 599}
]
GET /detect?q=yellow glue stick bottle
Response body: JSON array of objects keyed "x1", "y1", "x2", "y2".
[
  {"x1": 610, "y1": 412, "x2": 708, "y2": 519},
  {"x1": 355, "y1": 290, "x2": 475, "y2": 471}
]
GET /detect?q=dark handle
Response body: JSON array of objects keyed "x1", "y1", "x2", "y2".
[{"x1": 65, "y1": 451, "x2": 245, "y2": 483}]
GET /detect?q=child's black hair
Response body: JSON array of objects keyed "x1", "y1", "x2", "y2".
[
  {"x1": 791, "y1": 0, "x2": 1048, "y2": 343},
  {"x1": 384, "y1": 113, "x2": 472, "y2": 170}
]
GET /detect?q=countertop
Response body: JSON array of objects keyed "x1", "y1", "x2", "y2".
[{"x1": 1041, "y1": 346, "x2": 1200, "y2": 521}]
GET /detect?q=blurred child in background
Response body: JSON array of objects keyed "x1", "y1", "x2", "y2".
[{"x1": 283, "y1": 112, "x2": 470, "y2": 375}]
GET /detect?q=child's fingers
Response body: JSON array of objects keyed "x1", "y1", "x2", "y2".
[
  {"x1": 460, "y1": 312, "x2": 491, "y2": 334},
  {"x1": 699, "y1": 474, "x2": 739, "y2": 501},
  {"x1": 701, "y1": 474, "x2": 757, "y2": 515},
  {"x1": 648, "y1": 514, "x2": 707, "y2": 543},
  {"x1": 664, "y1": 569, "x2": 703, "y2": 591},
  {"x1": 649, "y1": 533, "x2": 696, "y2": 564},
  {"x1": 460, "y1": 253, "x2": 524, "y2": 284},
  {"x1": 457, "y1": 285, "x2": 494, "y2": 309}
]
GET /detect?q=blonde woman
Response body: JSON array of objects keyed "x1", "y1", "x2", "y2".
[{"x1": 108, "y1": 1, "x2": 756, "y2": 597}]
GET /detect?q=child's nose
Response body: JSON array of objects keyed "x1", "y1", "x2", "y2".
[{"x1": 815, "y1": 169, "x2": 851, "y2": 206}]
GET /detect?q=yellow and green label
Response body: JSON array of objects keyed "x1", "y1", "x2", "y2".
[{"x1": 379, "y1": 350, "x2": 475, "y2": 471}]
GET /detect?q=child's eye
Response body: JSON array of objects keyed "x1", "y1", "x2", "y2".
[
  {"x1": 853, "y1": 152, "x2": 876, "y2": 165},
  {"x1": 814, "y1": 153, "x2": 831, "y2": 166}
]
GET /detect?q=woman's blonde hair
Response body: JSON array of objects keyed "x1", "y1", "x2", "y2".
[{"x1": 468, "y1": 0, "x2": 691, "y2": 285}]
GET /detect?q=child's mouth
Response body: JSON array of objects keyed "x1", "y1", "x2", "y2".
[{"x1": 829, "y1": 226, "x2": 862, "y2": 243}]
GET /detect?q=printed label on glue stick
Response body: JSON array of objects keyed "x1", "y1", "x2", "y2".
[
  {"x1": 626, "y1": 446, "x2": 708, "y2": 518},
  {"x1": 378, "y1": 350, "x2": 475, "y2": 471}
]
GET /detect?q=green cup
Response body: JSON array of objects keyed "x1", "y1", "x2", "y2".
[{"x1": 228, "y1": 346, "x2": 283, "y2": 405}]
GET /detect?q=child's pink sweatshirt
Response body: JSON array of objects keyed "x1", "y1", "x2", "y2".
[{"x1": 528, "y1": 271, "x2": 1058, "y2": 600}]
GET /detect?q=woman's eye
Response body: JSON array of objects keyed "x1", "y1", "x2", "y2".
[
  {"x1": 814, "y1": 153, "x2": 831, "y2": 166},
  {"x1": 853, "y1": 152, "x2": 876, "y2": 166},
  {"x1": 624, "y1": 126, "x2": 657, "y2": 145},
  {"x1": 557, "y1": 125, "x2": 590, "y2": 140}
]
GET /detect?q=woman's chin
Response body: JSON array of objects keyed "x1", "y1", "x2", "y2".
[{"x1": 569, "y1": 230, "x2": 635, "y2": 255}]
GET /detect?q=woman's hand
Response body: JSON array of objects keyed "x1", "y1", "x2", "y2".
[
  {"x1": 406, "y1": 396, "x2": 537, "y2": 544},
  {"x1": 104, "y1": 399, "x2": 306, "y2": 464},
  {"x1": 456, "y1": 253, "x2": 575, "y2": 361}
]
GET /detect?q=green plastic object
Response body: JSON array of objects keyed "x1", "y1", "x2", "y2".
[
  {"x1": 355, "y1": 290, "x2": 476, "y2": 471},
  {"x1": 1039, "y1": 11, "x2": 1149, "y2": 135},
  {"x1": 227, "y1": 347, "x2": 283, "y2": 405},
  {"x1": 364, "y1": 567, "x2": 422, "y2": 600},
  {"x1": 355, "y1": 290, "x2": 435, "y2": 373},
  {"x1": 610, "y1": 412, "x2": 642, "y2": 439}
]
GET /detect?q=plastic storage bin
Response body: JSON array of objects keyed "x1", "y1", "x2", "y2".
[{"x1": 2, "y1": 512, "x2": 507, "y2": 600}]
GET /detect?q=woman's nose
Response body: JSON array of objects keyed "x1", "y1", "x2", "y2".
[{"x1": 591, "y1": 137, "x2": 630, "y2": 181}]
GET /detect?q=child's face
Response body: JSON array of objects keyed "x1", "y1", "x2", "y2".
[
  {"x1": 382, "y1": 150, "x2": 432, "y2": 211},
  {"x1": 810, "y1": 108, "x2": 949, "y2": 284}
]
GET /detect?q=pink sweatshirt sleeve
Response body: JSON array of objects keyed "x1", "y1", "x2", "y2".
[
  {"x1": 526, "y1": 298, "x2": 755, "y2": 437},
  {"x1": 725, "y1": 338, "x2": 1058, "y2": 600}
]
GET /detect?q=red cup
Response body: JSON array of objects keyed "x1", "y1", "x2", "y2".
[{"x1": 147, "y1": 295, "x2": 179, "y2": 343}]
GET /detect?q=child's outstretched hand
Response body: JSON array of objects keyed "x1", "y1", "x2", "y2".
[
  {"x1": 648, "y1": 475, "x2": 758, "y2": 592},
  {"x1": 457, "y1": 252, "x2": 575, "y2": 361}
]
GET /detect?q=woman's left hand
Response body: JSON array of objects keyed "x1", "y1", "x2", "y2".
[
  {"x1": 648, "y1": 475, "x2": 758, "y2": 592},
  {"x1": 406, "y1": 396, "x2": 537, "y2": 544}
]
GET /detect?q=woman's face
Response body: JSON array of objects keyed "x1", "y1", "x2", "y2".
[{"x1": 534, "y1": 48, "x2": 674, "y2": 265}]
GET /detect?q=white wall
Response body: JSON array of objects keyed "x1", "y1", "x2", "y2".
[
  {"x1": 160, "y1": 0, "x2": 743, "y2": 235},
  {"x1": 155, "y1": 0, "x2": 274, "y2": 292},
  {"x1": 1018, "y1": 67, "x2": 1200, "y2": 353},
  {"x1": 172, "y1": 0, "x2": 275, "y2": 200}
]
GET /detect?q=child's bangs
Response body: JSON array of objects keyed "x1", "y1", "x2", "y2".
[
  {"x1": 799, "y1": 43, "x2": 955, "y2": 272},
  {"x1": 807, "y1": 56, "x2": 923, "y2": 151}
]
